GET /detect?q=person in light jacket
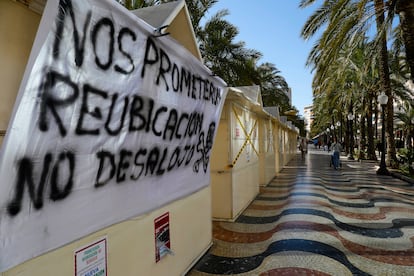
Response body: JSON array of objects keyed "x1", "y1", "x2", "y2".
[{"x1": 330, "y1": 138, "x2": 342, "y2": 169}]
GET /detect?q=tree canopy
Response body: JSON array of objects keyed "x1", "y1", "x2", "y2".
[
  {"x1": 300, "y1": 0, "x2": 414, "y2": 165},
  {"x1": 117, "y1": 0, "x2": 303, "y2": 133}
]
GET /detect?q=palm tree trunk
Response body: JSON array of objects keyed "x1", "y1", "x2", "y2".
[
  {"x1": 345, "y1": 119, "x2": 350, "y2": 155},
  {"x1": 396, "y1": 0, "x2": 414, "y2": 81},
  {"x1": 374, "y1": 0, "x2": 397, "y2": 167},
  {"x1": 359, "y1": 110, "x2": 366, "y2": 160},
  {"x1": 367, "y1": 94, "x2": 377, "y2": 160}
]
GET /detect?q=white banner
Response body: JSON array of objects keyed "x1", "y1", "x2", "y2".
[{"x1": 0, "y1": 0, "x2": 226, "y2": 271}]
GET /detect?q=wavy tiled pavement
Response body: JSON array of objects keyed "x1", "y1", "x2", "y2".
[{"x1": 188, "y1": 149, "x2": 414, "y2": 275}]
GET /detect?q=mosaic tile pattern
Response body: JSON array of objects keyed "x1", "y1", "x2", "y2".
[{"x1": 188, "y1": 149, "x2": 414, "y2": 275}]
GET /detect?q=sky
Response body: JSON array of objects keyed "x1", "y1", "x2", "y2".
[{"x1": 205, "y1": 0, "x2": 318, "y2": 116}]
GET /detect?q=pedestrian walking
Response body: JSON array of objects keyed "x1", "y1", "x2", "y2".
[
  {"x1": 330, "y1": 138, "x2": 342, "y2": 169},
  {"x1": 299, "y1": 138, "x2": 307, "y2": 160}
]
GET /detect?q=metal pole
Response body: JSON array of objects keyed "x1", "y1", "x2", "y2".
[
  {"x1": 377, "y1": 104, "x2": 389, "y2": 175},
  {"x1": 348, "y1": 118, "x2": 354, "y2": 160}
]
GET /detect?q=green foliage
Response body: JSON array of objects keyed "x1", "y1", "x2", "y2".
[
  {"x1": 117, "y1": 0, "x2": 165, "y2": 10},
  {"x1": 185, "y1": 0, "x2": 299, "y2": 127},
  {"x1": 301, "y1": 0, "x2": 414, "y2": 165},
  {"x1": 118, "y1": 0, "x2": 299, "y2": 129},
  {"x1": 397, "y1": 148, "x2": 414, "y2": 175},
  {"x1": 258, "y1": 63, "x2": 291, "y2": 109}
]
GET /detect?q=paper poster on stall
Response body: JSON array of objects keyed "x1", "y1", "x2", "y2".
[
  {"x1": 0, "y1": 0, "x2": 226, "y2": 271},
  {"x1": 75, "y1": 238, "x2": 107, "y2": 276},
  {"x1": 154, "y1": 212, "x2": 171, "y2": 262}
]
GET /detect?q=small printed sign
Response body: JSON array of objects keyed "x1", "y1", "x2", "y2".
[
  {"x1": 235, "y1": 127, "x2": 240, "y2": 138},
  {"x1": 75, "y1": 238, "x2": 107, "y2": 276},
  {"x1": 154, "y1": 212, "x2": 171, "y2": 262}
]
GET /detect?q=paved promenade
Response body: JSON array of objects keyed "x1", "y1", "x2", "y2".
[{"x1": 188, "y1": 148, "x2": 414, "y2": 275}]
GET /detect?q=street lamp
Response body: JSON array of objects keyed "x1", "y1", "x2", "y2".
[
  {"x1": 326, "y1": 128, "x2": 330, "y2": 145},
  {"x1": 347, "y1": 113, "x2": 355, "y2": 160},
  {"x1": 377, "y1": 91, "x2": 389, "y2": 175},
  {"x1": 336, "y1": 121, "x2": 341, "y2": 142}
]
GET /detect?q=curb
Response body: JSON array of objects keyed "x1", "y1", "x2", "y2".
[
  {"x1": 355, "y1": 159, "x2": 414, "y2": 185},
  {"x1": 389, "y1": 171, "x2": 414, "y2": 185}
]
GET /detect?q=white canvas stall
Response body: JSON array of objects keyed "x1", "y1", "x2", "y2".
[{"x1": 0, "y1": 0, "x2": 226, "y2": 271}]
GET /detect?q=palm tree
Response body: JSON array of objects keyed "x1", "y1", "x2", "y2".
[
  {"x1": 300, "y1": 0, "x2": 400, "y2": 166},
  {"x1": 395, "y1": 100, "x2": 414, "y2": 149},
  {"x1": 118, "y1": 0, "x2": 164, "y2": 9},
  {"x1": 307, "y1": 33, "x2": 382, "y2": 160},
  {"x1": 258, "y1": 63, "x2": 290, "y2": 108},
  {"x1": 195, "y1": 4, "x2": 298, "y2": 124},
  {"x1": 372, "y1": 0, "x2": 396, "y2": 166},
  {"x1": 348, "y1": 41, "x2": 380, "y2": 160},
  {"x1": 301, "y1": 0, "x2": 414, "y2": 81},
  {"x1": 184, "y1": 0, "x2": 218, "y2": 40},
  {"x1": 120, "y1": 0, "x2": 296, "y2": 126},
  {"x1": 198, "y1": 9, "x2": 261, "y2": 86},
  {"x1": 393, "y1": 0, "x2": 414, "y2": 81}
]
